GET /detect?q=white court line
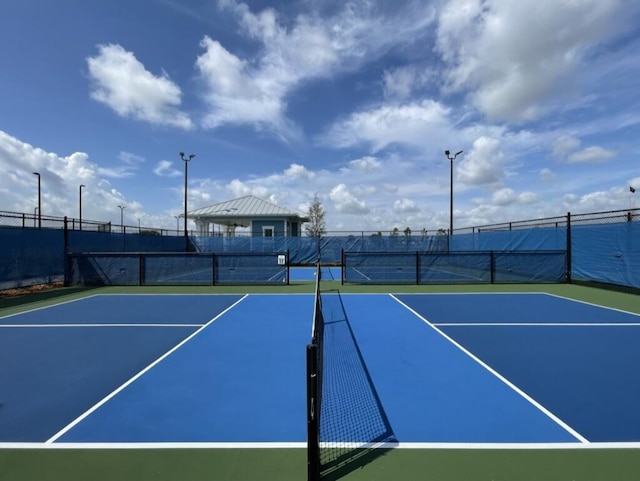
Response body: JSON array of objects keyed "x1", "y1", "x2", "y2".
[
  {"x1": 433, "y1": 322, "x2": 640, "y2": 327},
  {"x1": 0, "y1": 324, "x2": 204, "y2": 328},
  {"x1": 44, "y1": 294, "x2": 249, "y2": 444},
  {"x1": 351, "y1": 267, "x2": 372, "y2": 281},
  {"x1": 0, "y1": 294, "x2": 100, "y2": 320},
  {"x1": 0, "y1": 442, "x2": 305, "y2": 449},
  {"x1": 542, "y1": 292, "x2": 640, "y2": 317},
  {"x1": 390, "y1": 294, "x2": 589, "y2": 444},
  {"x1": 3, "y1": 441, "x2": 640, "y2": 450}
]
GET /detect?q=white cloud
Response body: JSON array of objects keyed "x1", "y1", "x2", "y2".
[
  {"x1": 329, "y1": 183, "x2": 369, "y2": 214},
  {"x1": 153, "y1": 160, "x2": 182, "y2": 177},
  {"x1": 87, "y1": 44, "x2": 192, "y2": 129},
  {"x1": 197, "y1": 0, "x2": 436, "y2": 140},
  {"x1": 567, "y1": 146, "x2": 616, "y2": 163},
  {"x1": 457, "y1": 136, "x2": 504, "y2": 186},
  {"x1": 540, "y1": 168, "x2": 555, "y2": 182},
  {"x1": 436, "y1": 0, "x2": 623, "y2": 122},
  {"x1": 493, "y1": 188, "x2": 539, "y2": 206},
  {"x1": 393, "y1": 198, "x2": 418, "y2": 213},
  {"x1": 383, "y1": 66, "x2": 432, "y2": 101},
  {"x1": 320, "y1": 100, "x2": 452, "y2": 152},
  {"x1": 0, "y1": 130, "x2": 149, "y2": 222},
  {"x1": 119, "y1": 151, "x2": 146, "y2": 165},
  {"x1": 227, "y1": 178, "x2": 270, "y2": 199},
  {"x1": 284, "y1": 163, "x2": 315, "y2": 180},
  {"x1": 563, "y1": 188, "x2": 623, "y2": 212},
  {"x1": 341, "y1": 156, "x2": 382, "y2": 174},
  {"x1": 492, "y1": 188, "x2": 517, "y2": 206},
  {"x1": 552, "y1": 135, "x2": 581, "y2": 158},
  {"x1": 97, "y1": 166, "x2": 137, "y2": 179}
]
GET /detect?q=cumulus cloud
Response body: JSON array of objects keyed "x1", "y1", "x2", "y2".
[
  {"x1": 563, "y1": 188, "x2": 624, "y2": 212},
  {"x1": 567, "y1": 146, "x2": 616, "y2": 163},
  {"x1": 87, "y1": 44, "x2": 192, "y2": 129},
  {"x1": 227, "y1": 178, "x2": 270, "y2": 199},
  {"x1": 492, "y1": 188, "x2": 538, "y2": 206},
  {"x1": 197, "y1": 0, "x2": 436, "y2": 140},
  {"x1": 341, "y1": 156, "x2": 382, "y2": 174},
  {"x1": 457, "y1": 136, "x2": 504, "y2": 186},
  {"x1": 329, "y1": 184, "x2": 369, "y2": 214},
  {"x1": 320, "y1": 100, "x2": 452, "y2": 152},
  {"x1": 0, "y1": 130, "x2": 148, "y2": 222},
  {"x1": 284, "y1": 163, "x2": 315, "y2": 180},
  {"x1": 436, "y1": 0, "x2": 622, "y2": 122},
  {"x1": 393, "y1": 198, "x2": 419, "y2": 213}
]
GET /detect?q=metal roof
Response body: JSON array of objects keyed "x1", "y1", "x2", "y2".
[{"x1": 187, "y1": 195, "x2": 309, "y2": 221}]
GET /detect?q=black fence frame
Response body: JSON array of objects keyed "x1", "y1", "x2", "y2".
[
  {"x1": 341, "y1": 249, "x2": 569, "y2": 285},
  {"x1": 66, "y1": 251, "x2": 290, "y2": 286}
]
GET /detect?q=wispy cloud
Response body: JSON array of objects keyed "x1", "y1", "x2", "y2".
[
  {"x1": 196, "y1": 0, "x2": 437, "y2": 141},
  {"x1": 153, "y1": 160, "x2": 182, "y2": 177},
  {"x1": 567, "y1": 146, "x2": 616, "y2": 163}
]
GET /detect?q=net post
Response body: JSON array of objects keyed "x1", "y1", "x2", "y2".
[
  {"x1": 306, "y1": 343, "x2": 320, "y2": 481},
  {"x1": 341, "y1": 249, "x2": 344, "y2": 285}
]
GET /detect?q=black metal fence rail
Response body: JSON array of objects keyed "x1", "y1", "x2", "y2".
[
  {"x1": 455, "y1": 208, "x2": 639, "y2": 234},
  {"x1": 342, "y1": 250, "x2": 568, "y2": 285},
  {"x1": 66, "y1": 251, "x2": 290, "y2": 286}
]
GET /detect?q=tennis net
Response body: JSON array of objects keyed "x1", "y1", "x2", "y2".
[{"x1": 306, "y1": 265, "x2": 395, "y2": 481}]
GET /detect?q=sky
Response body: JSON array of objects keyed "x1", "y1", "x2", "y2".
[{"x1": 1, "y1": 0, "x2": 639, "y2": 234}]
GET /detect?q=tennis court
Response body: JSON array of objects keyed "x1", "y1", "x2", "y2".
[{"x1": 1, "y1": 270, "x2": 640, "y2": 480}]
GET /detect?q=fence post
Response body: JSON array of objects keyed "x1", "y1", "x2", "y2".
[
  {"x1": 212, "y1": 253, "x2": 216, "y2": 286},
  {"x1": 490, "y1": 251, "x2": 495, "y2": 284},
  {"x1": 566, "y1": 212, "x2": 572, "y2": 284},
  {"x1": 139, "y1": 253, "x2": 144, "y2": 286},
  {"x1": 286, "y1": 249, "x2": 290, "y2": 286},
  {"x1": 63, "y1": 217, "x2": 70, "y2": 287}
]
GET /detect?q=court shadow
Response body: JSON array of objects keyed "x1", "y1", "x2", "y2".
[{"x1": 318, "y1": 288, "x2": 397, "y2": 480}]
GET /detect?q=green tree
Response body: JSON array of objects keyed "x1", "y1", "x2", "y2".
[
  {"x1": 404, "y1": 227, "x2": 411, "y2": 236},
  {"x1": 305, "y1": 193, "x2": 327, "y2": 237},
  {"x1": 390, "y1": 227, "x2": 399, "y2": 236}
]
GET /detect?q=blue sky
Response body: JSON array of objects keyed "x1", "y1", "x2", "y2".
[{"x1": 1, "y1": 0, "x2": 639, "y2": 233}]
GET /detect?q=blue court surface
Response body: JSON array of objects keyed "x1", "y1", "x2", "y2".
[{"x1": 2, "y1": 292, "x2": 640, "y2": 446}]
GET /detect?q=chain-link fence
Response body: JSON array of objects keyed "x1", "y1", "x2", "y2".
[
  {"x1": 1, "y1": 207, "x2": 639, "y2": 291},
  {"x1": 455, "y1": 208, "x2": 639, "y2": 235}
]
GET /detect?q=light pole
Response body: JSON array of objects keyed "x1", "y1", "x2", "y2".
[
  {"x1": 32, "y1": 172, "x2": 41, "y2": 228},
  {"x1": 79, "y1": 184, "x2": 85, "y2": 230},
  {"x1": 444, "y1": 150, "x2": 463, "y2": 236},
  {"x1": 118, "y1": 205, "x2": 126, "y2": 233},
  {"x1": 180, "y1": 152, "x2": 195, "y2": 251}
]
